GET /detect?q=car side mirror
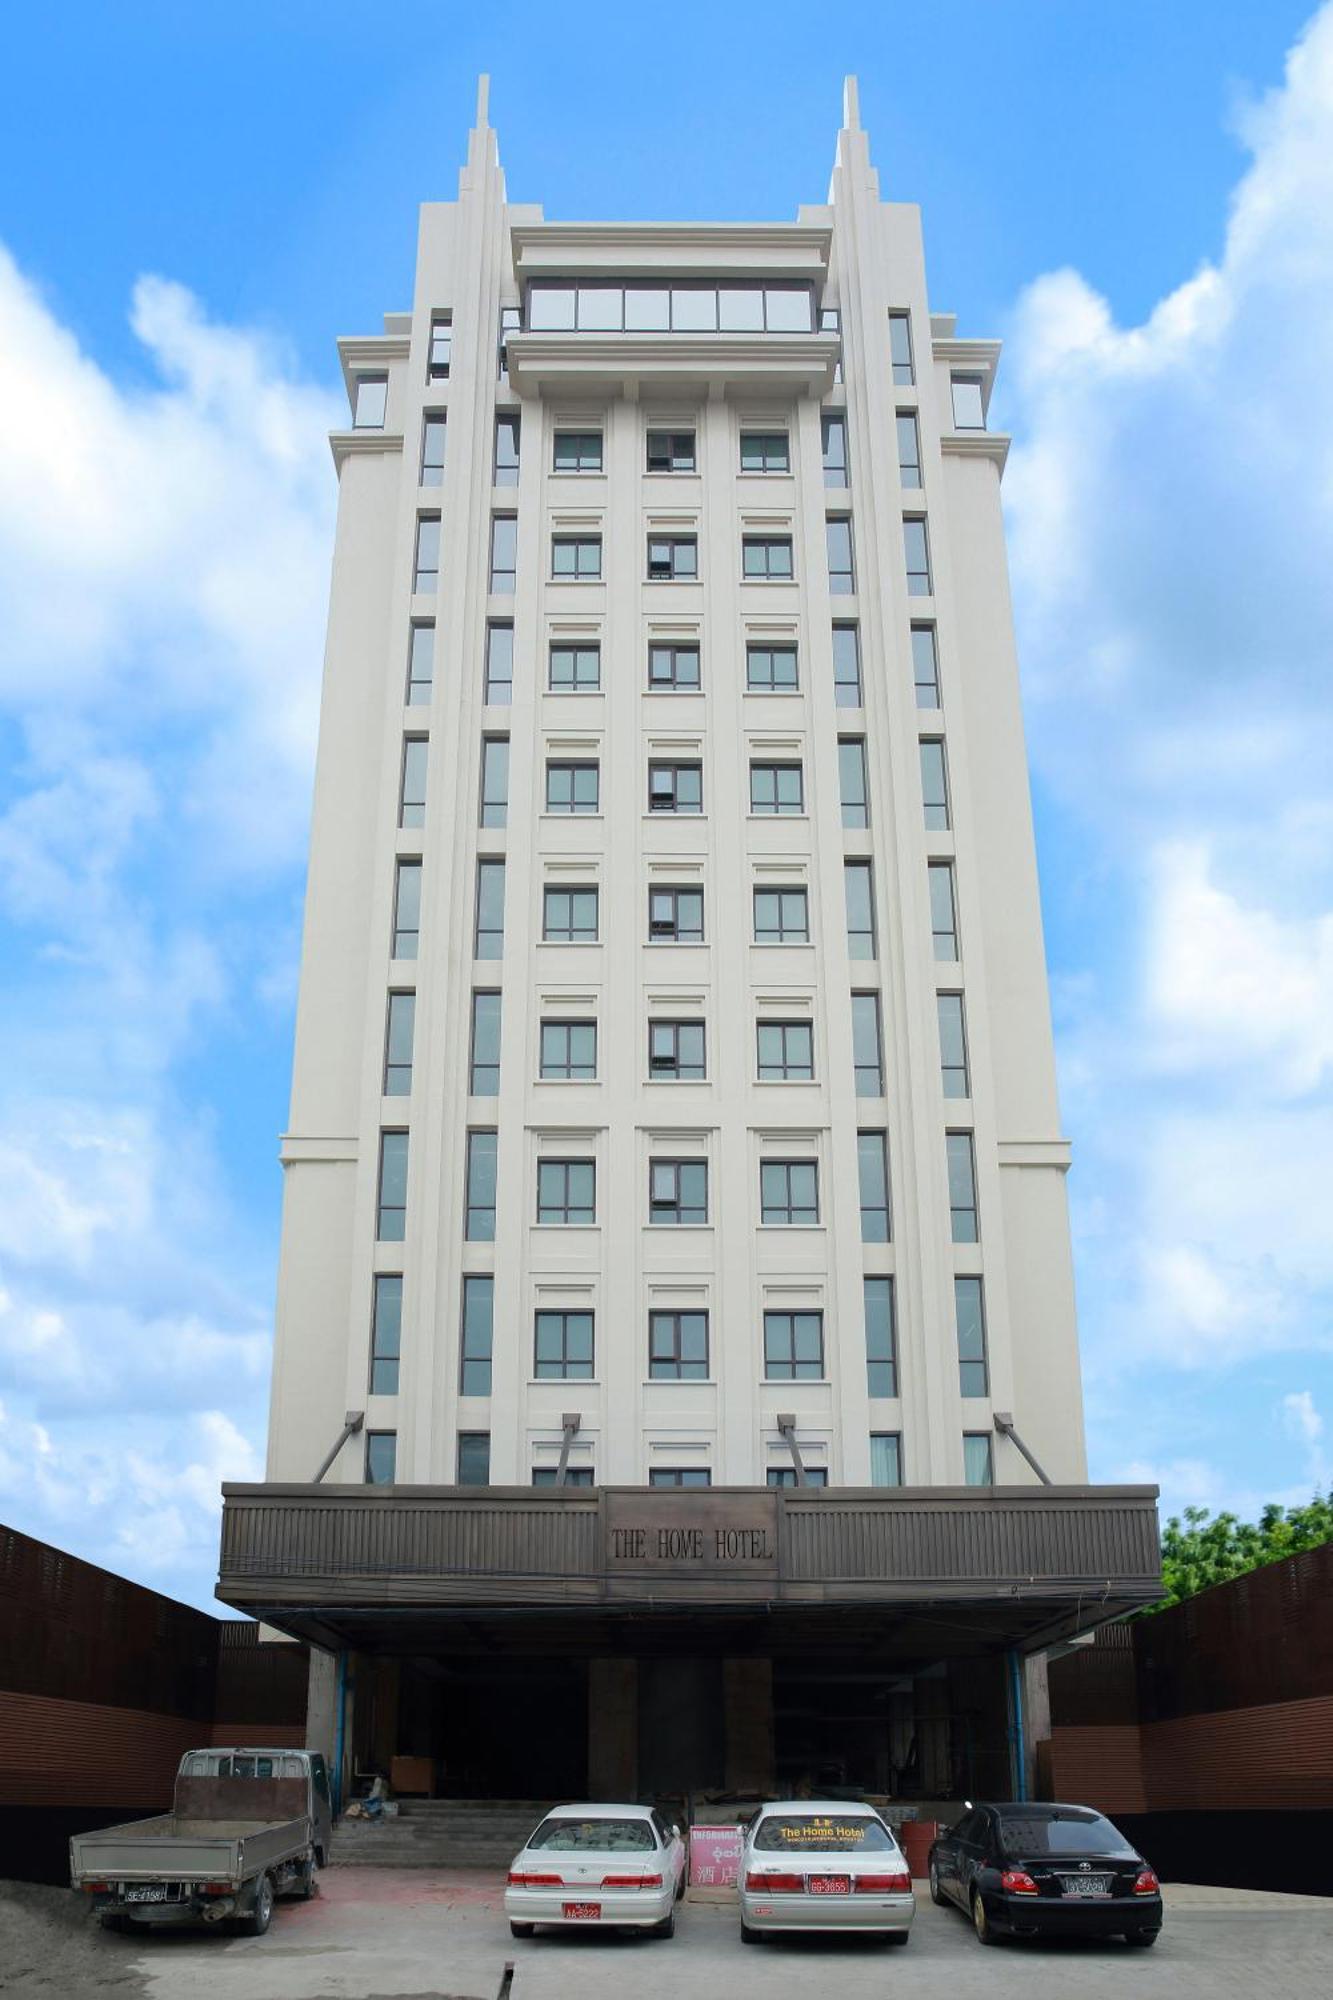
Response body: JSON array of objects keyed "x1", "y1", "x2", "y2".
[{"x1": 672, "y1": 1824, "x2": 681, "y2": 1839}]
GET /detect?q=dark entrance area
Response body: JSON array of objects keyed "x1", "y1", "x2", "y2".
[
  {"x1": 637, "y1": 1657, "x2": 724, "y2": 1794},
  {"x1": 356, "y1": 1655, "x2": 588, "y2": 1798}
]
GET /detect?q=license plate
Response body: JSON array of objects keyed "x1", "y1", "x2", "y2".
[
  {"x1": 808, "y1": 1876, "x2": 851, "y2": 1895},
  {"x1": 124, "y1": 1884, "x2": 169, "y2": 1903},
  {"x1": 1060, "y1": 1876, "x2": 1111, "y2": 1897},
  {"x1": 562, "y1": 1902, "x2": 601, "y2": 1919}
]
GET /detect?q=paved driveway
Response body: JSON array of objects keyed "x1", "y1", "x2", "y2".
[{"x1": 9, "y1": 1868, "x2": 1333, "y2": 2000}]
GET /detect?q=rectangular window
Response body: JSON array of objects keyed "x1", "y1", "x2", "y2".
[
  {"x1": 742, "y1": 535, "x2": 794, "y2": 581},
  {"x1": 647, "y1": 536, "x2": 698, "y2": 580},
  {"x1": 393, "y1": 860, "x2": 421, "y2": 960},
  {"x1": 553, "y1": 429, "x2": 603, "y2": 473},
  {"x1": 414, "y1": 515, "x2": 441, "y2": 593},
  {"x1": 929, "y1": 861, "x2": 958, "y2": 960},
  {"x1": 490, "y1": 515, "x2": 517, "y2": 594},
  {"x1": 896, "y1": 410, "x2": 922, "y2": 489},
  {"x1": 821, "y1": 303, "x2": 843, "y2": 382},
  {"x1": 911, "y1": 624, "x2": 940, "y2": 708},
  {"x1": 753, "y1": 885, "x2": 809, "y2": 944},
  {"x1": 764, "y1": 1309, "x2": 824, "y2": 1381},
  {"x1": 838, "y1": 737, "x2": 869, "y2": 827},
  {"x1": 822, "y1": 414, "x2": 849, "y2": 488},
  {"x1": 384, "y1": 992, "x2": 415, "y2": 1096},
  {"x1": 904, "y1": 516, "x2": 932, "y2": 595},
  {"x1": 649, "y1": 1309, "x2": 709, "y2": 1380},
  {"x1": 649, "y1": 1019, "x2": 705, "y2": 1080},
  {"x1": 469, "y1": 990, "x2": 501, "y2": 1096},
  {"x1": 947, "y1": 1131, "x2": 979, "y2": 1242},
  {"x1": 920, "y1": 739, "x2": 950, "y2": 829},
  {"x1": 460, "y1": 1275, "x2": 494, "y2": 1395},
  {"x1": 650, "y1": 1158, "x2": 709, "y2": 1225},
  {"x1": 553, "y1": 534, "x2": 602, "y2": 579},
  {"x1": 951, "y1": 375, "x2": 986, "y2": 430},
  {"x1": 540, "y1": 1019, "x2": 597, "y2": 1081},
  {"x1": 760, "y1": 1159, "x2": 819, "y2": 1225},
  {"x1": 964, "y1": 1432, "x2": 995, "y2": 1486},
  {"x1": 956, "y1": 1276, "x2": 989, "y2": 1397},
  {"x1": 365, "y1": 1431, "x2": 397, "y2": 1484},
  {"x1": 648, "y1": 761, "x2": 703, "y2": 813},
  {"x1": 832, "y1": 623, "x2": 862, "y2": 706},
  {"x1": 750, "y1": 762, "x2": 804, "y2": 815},
  {"x1": 649, "y1": 1467, "x2": 712, "y2": 1487},
  {"x1": 646, "y1": 429, "x2": 696, "y2": 473},
  {"x1": 937, "y1": 993, "x2": 970, "y2": 1099},
  {"x1": 537, "y1": 1160, "x2": 596, "y2": 1225},
  {"x1": 498, "y1": 304, "x2": 520, "y2": 382},
  {"x1": 648, "y1": 642, "x2": 700, "y2": 690},
  {"x1": 420, "y1": 414, "x2": 446, "y2": 486},
  {"x1": 370, "y1": 1273, "x2": 402, "y2": 1395},
  {"x1": 648, "y1": 885, "x2": 704, "y2": 943},
  {"x1": 767, "y1": 1466, "x2": 829, "y2": 1488},
  {"x1": 428, "y1": 314, "x2": 452, "y2": 380},
  {"x1": 757, "y1": 1019, "x2": 814, "y2": 1081},
  {"x1": 545, "y1": 760, "x2": 599, "y2": 814},
  {"x1": 493, "y1": 413, "x2": 520, "y2": 487},
  {"x1": 479, "y1": 736, "x2": 509, "y2": 827},
  {"x1": 532, "y1": 1466, "x2": 595, "y2": 1487},
  {"x1": 739, "y1": 430, "x2": 790, "y2": 474},
  {"x1": 377, "y1": 1131, "x2": 408, "y2": 1241},
  {"x1": 888, "y1": 310, "x2": 914, "y2": 385},
  {"x1": 457, "y1": 1432, "x2": 490, "y2": 1485},
  {"x1": 870, "y1": 1433, "x2": 903, "y2": 1487},
  {"x1": 549, "y1": 641, "x2": 600, "y2": 691},
  {"x1": 864, "y1": 1276, "x2": 897, "y2": 1396},
  {"x1": 484, "y1": 623, "x2": 513, "y2": 704},
  {"x1": 399, "y1": 737, "x2": 428, "y2": 828},
  {"x1": 353, "y1": 375, "x2": 387, "y2": 429},
  {"x1": 534, "y1": 1309, "x2": 594, "y2": 1380},
  {"x1": 746, "y1": 643, "x2": 798, "y2": 691},
  {"x1": 542, "y1": 885, "x2": 599, "y2": 943},
  {"x1": 852, "y1": 992, "x2": 883, "y2": 1097},
  {"x1": 464, "y1": 1130, "x2": 498, "y2": 1241},
  {"x1": 475, "y1": 859, "x2": 505, "y2": 959},
  {"x1": 857, "y1": 1131, "x2": 890, "y2": 1242},
  {"x1": 407, "y1": 622, "x2": 434, "y2": 705},
  {"x1": 826, "y1": 516, "x2": 855, "y2": 594},
  {"x1": 844, "y1": 859, "x2": 876, "y2": 960}
]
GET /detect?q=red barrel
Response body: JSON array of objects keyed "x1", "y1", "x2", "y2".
[{"x1": 900, "y1": 1820, "x2": 940, "y2": 1880}]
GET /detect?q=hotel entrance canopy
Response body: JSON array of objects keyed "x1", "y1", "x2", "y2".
[{"x1": 218, "y1": 1484, "x2": 1161, "y2": 1659}]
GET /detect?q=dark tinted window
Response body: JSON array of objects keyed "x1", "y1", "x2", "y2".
[{"x1": 999, "y1": 1810, "x2": 1135, "y2": 1858}]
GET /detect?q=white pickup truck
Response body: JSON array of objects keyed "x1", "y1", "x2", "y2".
[{"x1": 70, "y1": 1747, "x2": 333, "y2": 1936}]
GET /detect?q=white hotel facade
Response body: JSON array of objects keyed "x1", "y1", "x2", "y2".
[{"x1": 220, "y1": 84, "x2": 1158, "y2": 1809}]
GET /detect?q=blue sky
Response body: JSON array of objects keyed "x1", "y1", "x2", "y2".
[{"x1": 1, "y1": 1, "x2": 1330, "y2": 1610}]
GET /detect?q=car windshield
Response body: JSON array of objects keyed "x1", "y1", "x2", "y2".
[
  {"x1": 528, "y1": 1817, "x2": 655, "y2": 1853},
  {"x1": 754, "y1": 1814, "x2": 893, "y2": 1853},
  {"x1": 1000, "y1": 1812, "x2": 1133, "y2": 1858}
]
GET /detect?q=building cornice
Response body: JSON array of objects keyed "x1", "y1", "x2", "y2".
[
  {"x1": 506, "y1": 332, "x2": 839, "y2": 399},
  {"x1": 336, "y1": 333, "x2": 413, "y2": 402},
  {"x1": 997, "y1": 1139, "x2": 1073, "y2": 1171},
  {"x1": 279, "y1": 1134, "x2": 360, "y2": 1166},
  {"x1": 940, "y1": 431, "x2": 1011, "y2": 474},
  {"x1": 510, "y1": 221, "x2": 832, "y2": 283},
  {"x1": 329, "y1": 430, "x2": 405, "y2": 470}
]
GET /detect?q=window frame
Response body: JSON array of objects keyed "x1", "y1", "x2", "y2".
[
  {"x1": 393, "y1": 859, "x2": 422, "y2": 960},
  {"x1": 427, "y1": 314, "x2": 452, "y2": 381},
  {"x1": 739, "y1": 429, "x2": 791, "y2": 475},
  {"x1": 896, "y1": 409, "x2": 923, "y2": 489},
  {"x1": 548, "y1": 640, "x2": 600, "y2": 692},
  {"x1": 857, "y1": 1130, "x2": 891, "y2": 1243},
  {"x1": 545, "y1": 759, "x2": 600, "y2": 815},
  {"x1": 383, "y1": 990, "x2": 416, "y2": 1097},
  {"x1": 648, "y1": 760, "x2": 703, "y2": 813},
  {"x1": 763, "y1": 1308, "x2": 825, "y2": 1382},
  {"x1": 821, "y1": 413, "x2": 849, "y2": 488},
  {"x1": 420, "y1": 412, "x2": 446, "y2": 485},
  {"x1": 745, "y1": 642, "x2": 799, "y2": 692},
  {"x1": 937, "y1": 992, "x2": 970, "y2": 1099},
  {"x1": 399, "y1": 736, "x2": 428, "y2": 829},
  {"x1": 493, "y1": 412, "x2": 521, "y2": 487},
  {"x1": 353, "y1": 374, "x2": 388, "y2": 430},
  {"x1": 647, "y1": 535, "x2": 699, "y2": 581},
  {"x1": 553, "y1": 428, "x2": 603, "y2": 474},
  {"x1": 742, "y1": 534, "x2": 794, "y2": 582},
  {"x1": 649, "y1": 1157, "x2": 709, "y2": 1227},
  {"x1": 864, "y1": 1275, "x2": 897, "y2": 1397},
  {"x1": 649, "y1": 1018, "x2": 706, "y2": 1081},
  {"x1": 365, "y1": 1430, "x2": 397, "y2": 1484},
  {"x1": 370, "y1": 1273, "x2": 402, "y2": 1395},
  {"x1": 474, "y1": 857, "x2": 505, "y2": 960},
  {"x1": 759, "y1": 1158, "x2": 820, "y2": 1226},
  {"x1": 852, "y1": 991, "x2": 884, "y2": 1097},
  {"x1": 645, "y1": 429, "x2": 696, "y2": 474},
  {"x1": 826, "y1": 515, "x2": 855, "y2": 594},
  {"x1": 479, "y1": 735, "x2": 509, "y2": 828},
  {"x1": 838, "y1": 736, "x2": 870, "y2": 828},
  {"x1": 832, "y1": 621, "x2": 862, "y2": 707},
  {"x1": 647, "y1": 641, "x2": 701, "y2": 690},
  {"x1": 534, "y1": 1308, "x2": 595, "y2": 1381},
  {"x1": 456, "y1": 1431, "x2": 491, "y2": 1486},
  {"x1": 956, "y1": 1275, "x2": 989, "y2": 1397},
  {"x1": 749, "y1": 761, "x2": 805, "y2": 816},
  {"x1": 489, "y1": 513, "x2": 517, "y2": 594},
  {"x1": 413, "y1": 513, "x2": 441, "y2": 593},
  {"x1": 539, "y1": 1018, "x2": 597, "y2": 1082},
  {"x1": 648, "y1": 884, "x2": 704, "y2": 944},
  {"x1": 460, "y1": 1274, "x2": 494, "y2": 1396},
  {"x1": 756, "y1": 1018, "x2": 815, "y2": 1082},
  {"x1": 464, "y1": 1129, "x2": 498, "y2": 1242},
  {"x1": 649, "y1": 1308, "x2": 710, "y2": 1380},
  {"x1": 552, "y1": 533, "x2": 602, "y2": 581},
  {"x1": 407, "y1": 621, "x2": 434, "y2": 706},
  {"x1": 844, "y1": 857, "x2": 877, "y2": 960},
  {"x1": 904, "y1": 514, "x2": 932, "y2": 596},
  {"x1": 542, "y1": 884, "x2": 600, "y2": 944},
  {"x1": 377, "y1": 1130, "x2": 408, "y2": 1242},
  {"x1": 947, "y1": 1130, "x2": 979, "y2": 1243},
  {"x1": 485, "y1": 621, "x2": 514, "y2": 704},
  {"x1": 911, "y1": 623, "x2": 941, "y2": 708},
  {"x1": 888, "y1": 310, "x2": 914, "y2": 386},
  {"x1": 753, "y1": 884, "x2": 809, "y2": 945},
  {"x1": 469, "y1": 989, "x2": 501, "y2": 1096},
  {"x1": 536, "y1": 1158, "x2": 596, "y2": 1226}
]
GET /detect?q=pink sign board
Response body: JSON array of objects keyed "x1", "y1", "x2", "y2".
[{"x1": 689, "y1": 1823, "x2": 745, "y2": 1888}]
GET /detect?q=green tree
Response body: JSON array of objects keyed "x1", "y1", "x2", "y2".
[{"x1": 1149, "y1": 1490, "x2": 1333, "y2": 1611}]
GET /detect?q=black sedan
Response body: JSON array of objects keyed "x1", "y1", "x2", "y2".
[{"x1": 928, "y1": 1801, "x2": 1163, "y2": 1947}]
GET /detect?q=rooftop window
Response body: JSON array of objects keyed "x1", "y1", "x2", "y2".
[{"x1": 526, "y1": 283, "x2": 815, "y2": 335}]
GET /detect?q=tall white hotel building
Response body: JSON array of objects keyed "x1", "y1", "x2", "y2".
[{"x1": 219, "y1": 83, "x2": 1158, "y2": 1811}]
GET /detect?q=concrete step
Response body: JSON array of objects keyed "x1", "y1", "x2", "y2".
[{"x1": 331, "y1": 1798, "x2": 559, "y2": 1868}]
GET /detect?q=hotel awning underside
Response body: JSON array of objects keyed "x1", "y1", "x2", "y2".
[{"x1": 219, "y1": 1484, "x2": 1161, "y2": 1663}]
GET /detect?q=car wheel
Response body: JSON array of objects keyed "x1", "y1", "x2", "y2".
[
  {"x1": 509, "y1": 1922, "x2": 535, "y2": 1939},
  {"x1": 1125, "y1": 1929, "x2": 1160, "y2": 1947},
  {"x1": 241, "y1": 1872, "x2": 274, "y2": 1937},
  {"x1": 740, "y1": 1919, "x2": 763, "y2": 1944},
  {"x1": 655, "y1": 1906, "x2": 676, "y2": 1938},
  {"x1": 972, "y1": 1889, "x2": 1000, "y2": 1946},
  {"x1": 882, "y1": 1930, "x2": 910, "y2": 1945},
  {"x1": 929, "y1": 1858, "x2": 947, "y2": 1906}
]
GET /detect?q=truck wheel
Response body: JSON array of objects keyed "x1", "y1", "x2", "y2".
[
  {"x1": 100, "y1": 1914, "x2": 135, "y2": 1934},
  {"x1": 295, "y1": 1854, "x2": 318, "y2": 1900},
  {"x1": 241, "y1": 1873, "x2": 274, "y2": 1936}
]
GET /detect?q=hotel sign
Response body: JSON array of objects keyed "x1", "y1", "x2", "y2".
[{"x1": 603, "y1": 1490, "x2": 779, "y2": 1582}]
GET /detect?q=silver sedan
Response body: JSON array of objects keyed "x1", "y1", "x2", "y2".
[
  {"x1": 505, "y1": 1803, "x2": 686, "y2": 1938},
  {"x1": 739, "y1": 1802, "x2": 915, "y2": 1944}
]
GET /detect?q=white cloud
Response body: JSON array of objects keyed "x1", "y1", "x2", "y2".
[
  {"x1": 1004, "y1": 3, "x2": 1333, "y2": 1453},
  {"x1": 0, "y1": 245, "x2": 336, "y2": 1606}
]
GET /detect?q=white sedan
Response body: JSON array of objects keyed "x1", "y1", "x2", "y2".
[
  {"x1": 739, "y1": 1801, "x2": 915, "y2": 1944},
  {"x1": 505, "y1": 1802, "x2": 687, "y2": 1938}
]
